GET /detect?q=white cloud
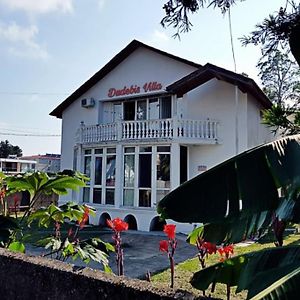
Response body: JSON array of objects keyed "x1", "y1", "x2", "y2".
[
  {"x1": 98, "y1": 0, "x2": 106, "y2": 10},
  {"x1": 0, "y1": 22, "x2": 49, "y2": 59},
  {"x1": 146, "y1": 30, "x2": 170, "y2": 47},
  {"x1": 0, "y1": 0, "x2": 73, "y2": 14}
]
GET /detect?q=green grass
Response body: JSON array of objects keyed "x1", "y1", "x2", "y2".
[{"x1": 151, "y1": 232, "x2": 300, "y2": 300}]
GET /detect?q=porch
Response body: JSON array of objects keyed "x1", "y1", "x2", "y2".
[{"x1": 76, "y1": 118, "x2": 219, "y2": 145}]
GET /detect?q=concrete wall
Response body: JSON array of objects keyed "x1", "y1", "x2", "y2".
[{"x1": 0, "y1": 248, "x2": 196, "y2": 300}]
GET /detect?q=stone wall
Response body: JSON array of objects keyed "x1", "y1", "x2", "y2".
[{"x1": 0, "y1": 248, "x2": 196, "y2": 300}]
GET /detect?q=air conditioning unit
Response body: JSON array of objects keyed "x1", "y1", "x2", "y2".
[{"x1": 81, "y1": 98, "x2": 95, "y2": 108}]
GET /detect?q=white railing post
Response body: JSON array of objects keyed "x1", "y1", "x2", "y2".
[{"x1": 117, "y1": 121, "x2": 122, "y2": 141}]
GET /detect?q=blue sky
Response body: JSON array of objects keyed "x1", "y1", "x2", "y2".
[{"x1": 0, "y1": 0, "x2": 284, "y2": 155}]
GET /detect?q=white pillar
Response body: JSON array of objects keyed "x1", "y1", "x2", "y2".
[
  {"x1": 114, "y1": 144, "x2": 123, "y2": 208},
  {"x1": 170, "y1": 143, "x2": 180, "y2": 191}
]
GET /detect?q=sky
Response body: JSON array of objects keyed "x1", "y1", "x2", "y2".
[{"x1": 0, "y1": 0, "x2": 285, "y2": 155}]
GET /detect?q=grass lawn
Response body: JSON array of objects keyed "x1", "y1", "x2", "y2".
[{"x1": 151, "y1": 232, "x2": 300, "y2": 300}]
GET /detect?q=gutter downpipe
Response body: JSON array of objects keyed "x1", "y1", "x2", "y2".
[{"x1": 235, "y1": 85, "x2": 239, "y2": 155}]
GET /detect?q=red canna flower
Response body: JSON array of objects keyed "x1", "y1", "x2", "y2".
[
  {"x1": 163, "y1": 224, "x2": 176, "y2": 239},
  {"x1": 159, "y1": 240, "x2": 169, "y2": 252},
  {"x1": 107, "y1": 218, "x2": 128, "y2": 232},
  {"x1": 78, "y1": 206, "x2": 89, "y2": 229},
  {"x1": 202, "y1": 242, "x2": 217, "y2": 254},
  {"x1": 218, "y1": 244, "x2": 234, "y2": 260}
]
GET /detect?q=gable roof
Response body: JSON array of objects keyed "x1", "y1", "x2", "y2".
[
  {"x1": 166, "y1": 63, "x2": 272, "y2": 109},
  {"x1": 50, "y1": 40, "x2": 201, "y2": 118}
]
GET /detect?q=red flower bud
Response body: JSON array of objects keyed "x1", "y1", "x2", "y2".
[
  {"x1": 159, "y1": 240, "x2": 169, "y2": 252},
  {"x1": 163, "y1": 224, "x2": 176, "y2": 239},
  {"x1": 107, "y1": 218, "x2": 128, "y2": 232}
]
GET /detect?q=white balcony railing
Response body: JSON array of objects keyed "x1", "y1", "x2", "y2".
[{"x1": 76, "y1": 118, "x2": 219, "y2": 144}]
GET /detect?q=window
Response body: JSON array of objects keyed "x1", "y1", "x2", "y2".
[
  {"x1": 94, "y1": 157, "x2": 102, "y2": 185},
  {"x1": 93, "y1": 188, "x2": 102, "y2": 204},
  {"x1": 83, "y1": 151, "x2": 92, "y2": 203},
  {"x1": 124, "y1": 102, "x2": 135, "y2": 121},
  {"x1": 83, "y1": 187, "x2": 90, "y2": 203},
  {"x1": 123, "y1": 147, "x2": 135, "y2": 206},
  {"x1": 137, "y1": 100, "x2": 147, "y2": 120},
  {"x1": 121, "y1": 96, "x2": 172, "y2": 121},
  {"x1": 156, "y1": 154, "x2": 170, "y2": 188},
  {"x1": 160, "y1": 96, "x2": 172, "y2": 119},
  {"x1": 156, "y1": 146, "x2": 171, "y2": 205},
  {"x1": 106, "y1": 155, "x2": 116, "y2": 186},
  {"x1": 122, "y1": 145, "x2": 171, "y2": 208},
  {"x1": 82, "y1": 148, "x2": 116, "y2": 205}
]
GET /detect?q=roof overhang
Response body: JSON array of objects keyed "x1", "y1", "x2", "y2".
[
  {"x1": 50, "y1": 40, "x2": 200, "y2": 119},
  {"x1": 166, "y1": 63, "x2": 272, "y2": 109}
]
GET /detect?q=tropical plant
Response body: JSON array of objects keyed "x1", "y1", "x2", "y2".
[
  {"x1": 159, "y1": 224, "x2": 177, "y2": 288},
  {"x1": 158, "y1": 134, "x2": 300, "y2": 299},
  {"x1": 0, "y1": 170, "x2": 114, "y2": 272},
  {"x1": 28, "y1": 202, "x2": 114, "y2": 272}
]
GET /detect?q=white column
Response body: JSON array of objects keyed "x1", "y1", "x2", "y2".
[
  {"x1": 170, "y1": 143, "x2": 180, "y2": 191},
  {"x1": 114, "y1": 144, "x2": 123, "y2": 208},
  {"x1": 134, "y1": 146, "x2": 139, "y2": 207},
  {"x1": 151, "y1": 146, "x2": 157, "y2": 208}
]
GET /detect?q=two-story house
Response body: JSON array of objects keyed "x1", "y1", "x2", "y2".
[{"x1": 50, "y1": 40, "x2": 273, "y2": 232}]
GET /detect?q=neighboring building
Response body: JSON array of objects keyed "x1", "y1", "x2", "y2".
[
  {"x1": 21, "y1": 154, "x2": 61, "y2": 173},
  {"x1": 50, "y1": 40, "x2": 273, "y2": 232},
  {"x1": 0, "y1": 156, "x2": 36, "y2": 175}
]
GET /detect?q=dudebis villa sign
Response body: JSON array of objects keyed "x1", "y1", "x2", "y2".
[{"x1": 108, "y1": 81, "x2": 162, "y2": 98}]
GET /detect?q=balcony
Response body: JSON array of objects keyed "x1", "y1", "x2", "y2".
[{"x1": 76, "y1": 118, "x2": 219, "y2": 145}]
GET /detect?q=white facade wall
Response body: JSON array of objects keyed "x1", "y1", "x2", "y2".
[
  {"x1": 247, "y1": 94, "x2": 273, "y2": 148},
  {"x1": 184, "y1": 79, "x2": 248, "y2": 178},
  {"x1": 61, "y1": 48, "x2": 197, "y2": 171}
]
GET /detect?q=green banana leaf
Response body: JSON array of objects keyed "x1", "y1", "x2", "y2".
[
  {"x1": 190, "y1": 246, "x2": 300, "y2": 299},
  {"x1": 251, "y1": 266, "x2": 300, "y2": 300},
  {"x1": 187, "y1": 210, "x2": 272, "y2": 244},
  {"x1": 158, "y1": 134, "x2": 300, "y2": 226}
]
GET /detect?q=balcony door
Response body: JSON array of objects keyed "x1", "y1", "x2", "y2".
[
  {"x1": 149, "y1": 98, "x2": 159, "y2": 120},
  {"x1": 113, "y1": 103, "x2": 122, "y2": 122}
]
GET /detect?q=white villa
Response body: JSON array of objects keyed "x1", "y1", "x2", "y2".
[{"x1": 50, "y1": 40, "x2": 273, "y2": 232}]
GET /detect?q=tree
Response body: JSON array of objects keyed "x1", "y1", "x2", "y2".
[
  {"x1": 257, "y1": 50, "x2": 300, "y2": 105},
  {"x1": 161, "y1": 0, "x2": 300, "y2": 67},
  {"x1": 257, "y1": 50, "x2": 300, "y2": 135},
  {"x1": 0, "y1": 140, "x2": 22, "y2": 158},
  {"x1": 158, "y1": 134, "x2": 300, "y2": 299}
]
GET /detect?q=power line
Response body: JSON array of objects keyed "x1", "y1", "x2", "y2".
[
  {"x1": 0, "y1": 132, "x2": 61, "y2": 137},
  {"x1": 0, "y1": 92, "x2": 69, "y2": 96},
  {"x1": 0, "y1": 127, "x2": 58, "y2": 135},
  {"x1": 228, "y1": 7, "x2": 237, "y2": 73}
]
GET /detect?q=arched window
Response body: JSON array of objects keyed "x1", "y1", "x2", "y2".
[
  {"x1": 124, "y1": 214, "x2": 138, "y2": 230},
  {"x1": 99, "y1": 212, "x2": 111, "y2": 227},
  {"x1": 149, "y1": 216, "x2": 166, "y2": 231}
]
